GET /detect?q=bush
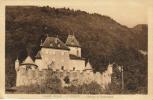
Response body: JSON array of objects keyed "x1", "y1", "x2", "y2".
[
  {"x1": 14, "y1": 75, "x2": 63, "y2": 94},
  {"x1": 65, "y1": 81, "x2": 103, "y2": 94},
  {"x1": 78, "y1": 82, "x2": 103, "y2": 94}
]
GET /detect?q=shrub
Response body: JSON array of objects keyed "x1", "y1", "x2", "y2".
[
  {"x1": 14, "y1": 75, "x2": 63, "y2": 94},
  {"x1": 78, "y1": 82, "x2": 103, "y2": 94},
  {"x1": 65, "y1": 81, "x2": 103, "y2": 94}
]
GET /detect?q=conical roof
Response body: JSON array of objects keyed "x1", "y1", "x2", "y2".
[
  {"x1": 66, "y1": 34, "x2": 80, "y2": 47},
  {"x1": 22, "y1": 56, "x2": 35, "y2": 65},
  {"x1": 35, "y1": 50, "x2": 42, "y2": 59},
  {"x1": 15, "y1": 57, "x2": 19, "y2": 61},
  {"x1": 85, "y1": 60, "x2": 92, "y2": 70}
]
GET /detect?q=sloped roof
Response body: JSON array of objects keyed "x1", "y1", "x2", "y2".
[
  {"x1": 22, "y1": 56, "x2": 35, "y2": 65},
  {"x1": 69, "y1": 54, "x2": 85, "y2": 60},
  {"x1": 66, "y1": 34, "x2": 81, "y2": 47},
  {"x1": 85, "y1": 60, "x2": 92, "y2": 70},
  {"x1": 42, "y1": 36, "x2": 70, "y2": 50},
  {"x1": 35, "y1": 50, "x2": 42, "y2": 59}
]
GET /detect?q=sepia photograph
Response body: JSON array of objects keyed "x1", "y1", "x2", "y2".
[{"x1": 4, "y1": 1, "x2": 149, "y2": 96}]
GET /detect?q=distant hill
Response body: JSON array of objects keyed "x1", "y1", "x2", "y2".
[
  {"x1": 131, "y1": 24, "x2": 148, "y2": 50},
  {"x1": 5, "y1": 6, "x2": 148, "y2": 93}
]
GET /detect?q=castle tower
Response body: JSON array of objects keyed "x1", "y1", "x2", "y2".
[
  {"x1": 15, "y1": 57, "x2": 19, "y2": 71},
  {"x1": 84, "y1": 60, "x2": 93, "y2": 73},
  {"x1": 85, "y1": 60, "x2": 92, "y2": 70},
  {"x1": 66, "y1": 33, "x2": 81, "y2": 57},
  {"x1": 23, "y1": 56, "x2": 35, "y2": 64}
]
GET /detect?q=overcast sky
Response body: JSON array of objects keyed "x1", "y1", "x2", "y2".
[{"x1": 46, "y1": 0, "x2": 150, "y2": 28}]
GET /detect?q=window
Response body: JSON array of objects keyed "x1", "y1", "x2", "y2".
[
  {"x1": 73, "y1": 67, "x2": 75, "y2": 71},
  {"x1": 61, "y1": 66, "x2": 64, "y2": 70},
  {"x1": 64, "y1": 76, "x2": 70, "y2": 84}
]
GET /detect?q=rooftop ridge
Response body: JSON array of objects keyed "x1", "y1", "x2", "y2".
[{"x1": 41, "y1": 36, "x2": 70, "y2": 50}]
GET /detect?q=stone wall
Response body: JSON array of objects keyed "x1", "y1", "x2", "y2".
[
  {"x1": 69, "y1": 46, "x2": 81, "y2": 57},
  {"x1": 69, "y1": 60, "x2": 85, "y2": 71},
  {"x1": 40, "y1": 48, "x2": 70, "y2": 70},
  {"x1": 16, "y1": 64, "x2": 113, "y2": 89}
]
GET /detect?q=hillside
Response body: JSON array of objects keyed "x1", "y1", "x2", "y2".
[
  {"x1": 5, "y1": 6, "x2": 147, "y2": 93},
  {"x1": 131, "y1": 24, "x2": 148, "y2": 50}
]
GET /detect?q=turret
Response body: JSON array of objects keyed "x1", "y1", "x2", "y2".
[
  {"x1": 66, "y1": 33, "x2": 81, "y2": 57},
  {"x1": 84, "y1": 60, "x2": 93, "y2": 73},
  {"x1": 15, "y1": 57, "x2": 19, "y2": 71},
  {"x1": 85, "y1": 60, "x2": 92, "y2": 70}
]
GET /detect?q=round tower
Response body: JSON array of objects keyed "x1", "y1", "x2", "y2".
[{"x1": 15, "y1": 57, "x2": 19, "y2": 71}]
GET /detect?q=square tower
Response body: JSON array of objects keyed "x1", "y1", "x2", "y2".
[{"x1": 66, "y1": 34, "x2": 81, "y2": 57}]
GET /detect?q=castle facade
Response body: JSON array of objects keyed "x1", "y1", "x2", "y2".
[
  {"x1": 15, "y1": 34, "x2": 91, "y2": 72},
  {"x1": 15, "y1": 34, "x2": 112, "y2": 88}
]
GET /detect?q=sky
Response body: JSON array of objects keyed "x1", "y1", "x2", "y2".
[{"x1": 45, "y1": 0, "x2": 150, "y2": 28}]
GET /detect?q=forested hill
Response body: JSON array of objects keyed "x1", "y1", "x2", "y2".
[{"x1": 6, "y1": 6, "x2": 147, "y2": 91}]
